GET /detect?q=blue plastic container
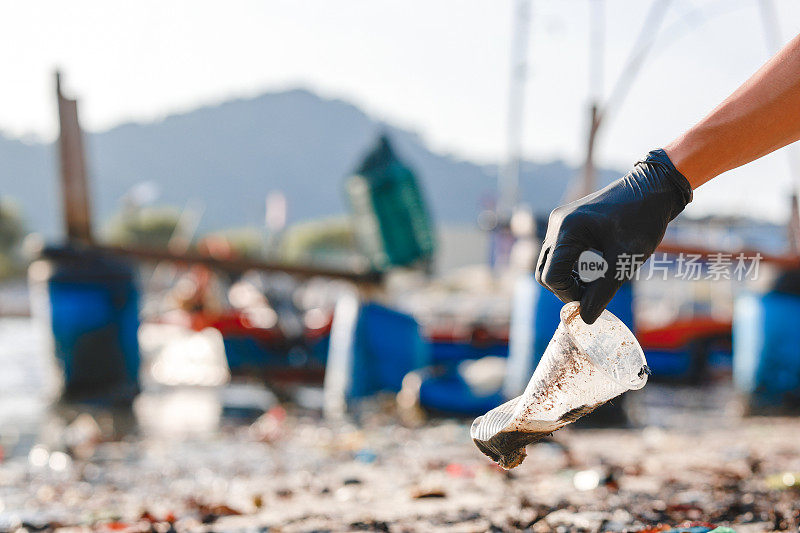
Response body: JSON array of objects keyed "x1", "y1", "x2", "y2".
[
  {"x1": 220, "y1": 337, "x2": 286, "y2": 372},
  {"x1": 734, "y1": 291, "x2": 800, "y2": 411},
  {"x1": 642, "y1": 349, "x2": 693, "y2": 378},
  {"x1": 325, "y1": 300, "x2": 429, "y2": 405},
  {"x1": 221, "y1": 328, "x2": 329, "y2": 376},
  {"x1": 418, "y1": 372, "x2": 504, "y2": 416},
  {"x1": 349, "y1": 303, "x2": 429, "y2": 397},
  {"x1": 40, "y1": 249, "x2": 141, "y2": 403},
  {"x1": 429, "y1": 340, "x2": 507, "y2": 365}
]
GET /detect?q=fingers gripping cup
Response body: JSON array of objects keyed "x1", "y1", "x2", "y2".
[{"x1": 471, "y1": 302, "x2": 649, "y2": 469}]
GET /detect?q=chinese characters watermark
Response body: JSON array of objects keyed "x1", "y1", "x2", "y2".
[{"x1": 611, "y1": 252, "x2": 762, "y2": 282}]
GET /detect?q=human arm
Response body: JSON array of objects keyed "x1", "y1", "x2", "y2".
[
  {"x1": 666, "y1": 32, "x2": 800, "y2": 187},
  {"x1": 537, "y1": 33, "x2": 800, "y2": 324}
]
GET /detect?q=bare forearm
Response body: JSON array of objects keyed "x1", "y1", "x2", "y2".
[{"x1": 665, "y1": 33, "x2": 800, "y2": 189}]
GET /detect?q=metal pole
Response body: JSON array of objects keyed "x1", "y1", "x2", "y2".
[
  {"x1": 568, "y1": 0, "x2": 670, "y2": 202},
  {"x1": 580, "y1": 0, "x2": 604, "y2": 198},
  {"x1": 498, "y1": 0, "x2": 532, "y2": 222},
  {"x1": 580, "y1": 104, "x2": 601, "y2": 198}
]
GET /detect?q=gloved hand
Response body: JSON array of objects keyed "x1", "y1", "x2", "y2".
[{"x1": 535, "y1": 148, "x2": 693, "y2": 324}]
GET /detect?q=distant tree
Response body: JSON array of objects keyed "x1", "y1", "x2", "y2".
[
  {"x1": 200, "y1": 227, "x2": 264, "y2": 259},
  {"x1": 0, "y1": 198, "x2": 25, "y2": 278},
  {"x1": 0, "y1": 199, "x2": 23, "y2": 250},
  {"x1": 280, "y1": 217, "x2": 366, "y2": 269},
  {"x1": 107, "y1": 206, "x2": 181, "y2": 248}
]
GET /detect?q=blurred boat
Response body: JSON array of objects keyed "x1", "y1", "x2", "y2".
[
  {"x1": 425, "y1": 323, "x2": 508, "y2": 364},
  {"x1": 638, "y1": 316, "x2": 732, "y2": 383},
  {"x1": 191, "y1": 308, "x2": 330, "y2": 385}
]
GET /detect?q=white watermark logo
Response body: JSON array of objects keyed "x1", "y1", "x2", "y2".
[
  {"x1": 577, "y1": 250, "x2": 608, "y2": 282},
  {"x1": 572, "y1": 251, "x2": 763, "y2": 282},
  {"x1": 609, "y1": 252, "x2": 763, "y2": 282}
]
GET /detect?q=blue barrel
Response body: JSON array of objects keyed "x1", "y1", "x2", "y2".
[
  {"x1": 350, "y1": 303, "x2": 429, "y2": 397},
  {"x1": 38, "y1": 248, "x2": 140, "y2": 403},
  {"x1": 325, "y1": 299, "x2": 429, "y2": 407},
  {"x1": 734, "y1": 291, "x2": 800, "y2": 412}
]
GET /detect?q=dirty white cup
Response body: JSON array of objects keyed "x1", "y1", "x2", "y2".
[{"x1": 471, "y1": 301, "x2": 648, "y2": 469}]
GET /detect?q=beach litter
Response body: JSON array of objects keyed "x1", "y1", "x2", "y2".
[{"x1": 471, "y1": 302, "x2": 649, "y2": 468}]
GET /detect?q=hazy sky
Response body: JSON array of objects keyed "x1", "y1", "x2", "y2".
[{"x1": 2, "y1": 0, "x2": 800, "y2": 221}]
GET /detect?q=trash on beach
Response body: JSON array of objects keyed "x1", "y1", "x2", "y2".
[
  {"x1": 652, "y1": 525, "x2": 735, "y2": 533},
  {"x1": 63, "y1": 412, "x2": 102, "y2": 459},
  {"x1": 573, "y1": 468, "x2": 601, "y2": 491},
  {"x1": 248, "y1": 404, "x2": 287, "y2": 443},
  {"x1": 354, "y1": 448, "x2": 378, "y2": 463},
  {"x1": 410, "y1": 486, "x2": 447, "y2": 499},
  {"x1": 186, "y1": 498, "x2": 243, "y2": 524},
  {"x1": 470, "y1": 301, "x2": 649, "y2": 469}
]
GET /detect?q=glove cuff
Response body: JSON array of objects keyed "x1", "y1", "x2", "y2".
[{"x1": 642, "y1": 148, "x2": 693, "y2": 208}]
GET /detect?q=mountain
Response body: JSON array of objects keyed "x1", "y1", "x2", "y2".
[
  {"x1": 0, "y1": 133, "x2": 56, "y2": 236},
  {"x1": 0, "y1": 89, "x2": 623, "y2": 238}
]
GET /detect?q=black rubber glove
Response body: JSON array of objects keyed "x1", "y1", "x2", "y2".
[{"x1": 535, "y1": 148, "x2": 693, "y2": 324}]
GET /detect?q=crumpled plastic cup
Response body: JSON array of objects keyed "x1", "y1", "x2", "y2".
[{"x1": 471, "y1": 301, "x2": 649, "y2": 469}]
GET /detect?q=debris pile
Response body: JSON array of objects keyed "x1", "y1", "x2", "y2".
[{"x1": 1, "y1": 397, "x2": 799, "y2": 531}]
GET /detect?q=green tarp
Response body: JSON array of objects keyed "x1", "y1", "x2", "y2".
[{"x1": 346, "y1": 135, "x2": 435, "y2": 269}]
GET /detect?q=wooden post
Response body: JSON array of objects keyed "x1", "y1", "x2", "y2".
[{"x1": 56, "y1": 71, "x2": 93, "y2": 244}]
